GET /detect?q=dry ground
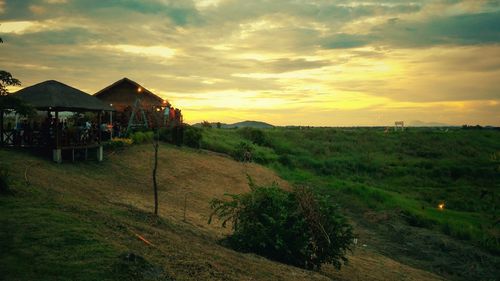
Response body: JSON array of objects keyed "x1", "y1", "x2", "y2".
[{"x1": 5, "y1": 144, "x2": 445, "y2": 280}]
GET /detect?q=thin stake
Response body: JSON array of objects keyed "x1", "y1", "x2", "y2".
[{"x1": 183, "y1": 193, "x2": 187, "y2": 222}]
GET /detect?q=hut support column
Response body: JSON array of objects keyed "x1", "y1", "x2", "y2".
[
  {"x1": 110, "y1": 111, "x2": 113, "y2": 139},
  {"x1": 53, "y1": 110, "x2": 62, "y2": 163},
  {"x1": 0, "y1": 110, "x2": 4, "y2": 147},
  {"x1": 97, "y1": 111, "x2": 103, "y2": 162}
]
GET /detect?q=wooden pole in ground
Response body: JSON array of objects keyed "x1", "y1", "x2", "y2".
[
  {"x1": 97, "y1": 111, "x2": 102, "y2": 144},
  {"x1": 55, "y1": 110, "x2": 59, "y2": 149},
  {"x1": 53, "y1": 110, "x2": 61, "y2": 163},
  {"x1": 183, "y1": 194, "x2": 187, "y2": 222},
  {"x1": 152, "y1": 128, "x2": 159, "y2": 215}
]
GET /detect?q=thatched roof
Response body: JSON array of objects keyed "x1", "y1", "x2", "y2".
[
  {"x1": 94, "y1": 78, "x2": 165, "y2": 112},
  {"x1": 13, "y1": 80, "x2": 114, "y2": 111}
]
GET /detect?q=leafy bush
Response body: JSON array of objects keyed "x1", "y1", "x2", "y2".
[
  {"x1": 130, "y1": 131, "x2": 145, "y2": 144},
  {"x1": 232, "y1": 141, "x2": 254, "y2": 162},
  {"x1": 209, "y1": 178, "x2": 354, "y2": 269},
  {"x1": 130, "y1": 131, "x2": 154, "y2": 144},
  {"x1": 239, "y1": 127, "x2": 268, "y2": 146},
  {"x1": 105, "y1": 138, "x2": 133, "y2": 150},
  {"x1": 158, "y1": 128, "x2": 173, "y2": 143},
  {"x1": 183, "y1": 125, "x2": 202, "y2": 148}
]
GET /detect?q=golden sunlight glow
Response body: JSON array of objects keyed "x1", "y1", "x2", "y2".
[
  {"x1": 194, "y1": 0, "x2": 222, "y2": 10},
  {"x1": 2, "y1": 1, "x2": 499, "y2": 126},
  {"x1": 0, "y1": 21, "x2": 37, "y2": 34},
  {"x1": 101, "y1": 45, "x2": 175, "y2": 59}
]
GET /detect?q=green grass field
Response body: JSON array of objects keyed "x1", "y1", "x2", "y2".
[
  {"x1": 0, "y1": 127, "x2": 498, "y2": 281},
  {"x1": 200, "y1": 127, "x2": 500, "y2": 253}
]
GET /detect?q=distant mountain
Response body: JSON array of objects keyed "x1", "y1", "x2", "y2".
[
  {"x1": 228, "y1": 120, "x2": 274, "y2": 128},
  {"x1": 408, "y1": 120, "x2": 451, "y2": 127},
  {"x1": 193, "y1": 120, "x2": 274, "y2": 129}
]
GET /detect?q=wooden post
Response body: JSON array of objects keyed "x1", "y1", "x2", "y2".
[
  {"x1": 55, "y1": 110, "x2": 59, "y2": 149},
  {"x1": 53, "y1": 110, "x2": 62, "y2": 163},
  {"x1": 183, "y1": 193, "x2": 187, "y2": 222},
  {"x1": 0, "y1": 109, "x2": 4, "y2": 147},
  {"x1": 98, "y1": 111, "x2": 102, "y2": 144},
  {"x1": 109, "y1": 110, "x2": 113, "y2": 139}
]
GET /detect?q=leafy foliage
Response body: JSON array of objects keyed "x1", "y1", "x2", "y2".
[
  {"x1": 239, "y1": 127, "x2": 268, "y2": 146},
  {"x1": 104, "y1": 138, "x2": 133, "y2": 150},
  {"x1": 0, "y1": 70, "x2": 35, "y2": 116},
  {"x1": 200, "y1": 127, "x2": 500, "y2": 253},
  {"x1": 0, "y1": 70, "x2": 21, "y2": 96},
  {"x1": 201, "y1": 120, "x2": 212, "y2": 128},
  {"x1": 232, "y1": 141, "x2": 254, "y2": 162},
  {"x1": 130, "y1": 131, "x2": 154, "y2": 144},
  {"x1": 183, "y1": 125, "x2": 202, "y2": 148},
  {"x1": 209, "y1": 177, "x2": 354, "y2": 269}
]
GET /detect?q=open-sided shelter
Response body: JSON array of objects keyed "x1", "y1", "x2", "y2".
[
  {"x1": 0, "y1": 80, "x2": 113, "y2": 163},
  {"x1": 94, "y1": 78, "x2": 167, "y2": 132}
]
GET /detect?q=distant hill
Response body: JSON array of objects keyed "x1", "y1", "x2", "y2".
[
  {"x1": 228, "y1": 120, "x2": 274, "y2": 128},
  {"x1": 193, "y1": 120, "x2": 274, "y2": 129},
  {"x1": 408, "y1": 120, "x2": 451, "y2": 127}
]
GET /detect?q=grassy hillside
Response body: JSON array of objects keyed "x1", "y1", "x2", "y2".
[
  {"x1": 0, "y1": 145, "x2": 445, "y2": 281},
  {"x1": 199, "y1": 127, "x2": 500, "y2": 280}
]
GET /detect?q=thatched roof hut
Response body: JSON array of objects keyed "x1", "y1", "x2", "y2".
[
  {"x1": 94, "y1": 78, "x2": 165, "y2": 112},
  {"x1": 2, "y1": 80, "x2": 113, "y2": 163},
  {"x1": 13, "y1": 80, "x2": 113, "y2": 112}
]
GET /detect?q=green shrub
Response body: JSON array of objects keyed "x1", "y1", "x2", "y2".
[
  {"x1": 239, "y1": 128, "x2": 268, "y2": 146},
  {"x1": 131, "y1": 132, "x2": 145, "y2": 144},
  {"x1": 143, "y1": 131, "x2": 154, "y2": 142},
  {"x1": 130, "y1": 131, "x2": 154, "y2": 144},
  {"x1": 209, "y1": 178, "x2": 354, "y2": 270},
  {"x1": 104, "y1": 138, "x2": 133, "y2": 150},
  {"x1": 232, "y1": 141, "x2": 254, "y2": 162},
  {"x1": 159, "y1": 128, "x2": 173, "y2": 143},
  {"x1": 183, "y1": 125, "x2": 202, "y2": 148}
]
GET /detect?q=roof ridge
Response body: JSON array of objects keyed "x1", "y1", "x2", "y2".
[{"x1": 94, "y1": 78, "x2": 164, "y2": 101}]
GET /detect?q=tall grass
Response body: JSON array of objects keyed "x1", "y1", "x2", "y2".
[{"x1": 199, "y1": 127, "x2": 500, "y2": 253}]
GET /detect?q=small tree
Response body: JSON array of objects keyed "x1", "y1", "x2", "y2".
[
  {"x1": 209, "y1": 178, "x2": 354, "y2": 270},
  {"x1": 0, "y1": 40, "x2": 35, "y2": 117},
  {"x1": 150, "y1": 107, "x2": 166, "y2": 216},
  {"x1": 201, "y1": 120, "x2": 212, "y2": 128}
]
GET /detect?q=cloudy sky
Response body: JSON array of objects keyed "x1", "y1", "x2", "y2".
[{"x1": 1, "y1": 0, "x2": 499, "y2": 126}]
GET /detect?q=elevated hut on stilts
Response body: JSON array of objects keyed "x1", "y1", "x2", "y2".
[{"x1": 0, "y1": 80, "x2": 114, "y2": 163}]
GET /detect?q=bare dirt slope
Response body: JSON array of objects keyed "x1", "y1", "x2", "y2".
[{"x1": 8, "y1": 145, "x2": 444, "y2": 280}]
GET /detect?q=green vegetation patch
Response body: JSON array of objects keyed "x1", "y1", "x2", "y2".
[
  {"x1": 200, "y1": 127, "x2": 500, "y2": 254},
  {"x1": 209, "y1": 177, "x2": 354, "y2": 270},
  {"x1": 0, "y1": 187, "x2": 118, "y2": 281}
]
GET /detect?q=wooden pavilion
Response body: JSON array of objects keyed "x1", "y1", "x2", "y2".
[
  {"x1": 94, "y1": 78, "x2": 168, "y2": 133},
  {"x1": 0, "y1": 80, "x2": 114, "y2": 163}
]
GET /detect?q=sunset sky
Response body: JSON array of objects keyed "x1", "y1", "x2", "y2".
[{"x1": 1, "y1": 0, "x2": 499, "y2": 126}]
